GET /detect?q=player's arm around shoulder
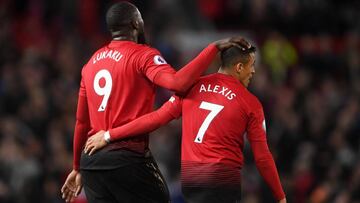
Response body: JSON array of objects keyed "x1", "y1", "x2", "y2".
[{"x1": 84, "y1": 95, "x2": 183, "y2": 156}]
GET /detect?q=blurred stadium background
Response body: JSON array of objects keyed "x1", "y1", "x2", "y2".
[{"x1": 0, "y1": 0, "x2": 360, "y2": 202}]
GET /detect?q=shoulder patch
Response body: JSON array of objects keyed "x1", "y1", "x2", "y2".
[
  {"x1": 262, "y1": 119, "x2": 266, "y2": 132},
  {"x1": 153, "y1": 55, "x2": 167, "y2": 65}
]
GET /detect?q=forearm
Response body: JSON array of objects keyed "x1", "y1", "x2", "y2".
[
  {"x1": 154, "y1": 44, "x2": 218, "y2": 93},
  {"x1": 73, "y1": 121, "x2": 89, "y2": 170},
  {"x1": 109, "y1": 104, "x2": 175, "y2": 141},
  {"x1": 73, "y1": 95, "x2": 90, "y2": 170},
  {"x1": 251, "y1": 142, "x2": 285, "y2": 200}
]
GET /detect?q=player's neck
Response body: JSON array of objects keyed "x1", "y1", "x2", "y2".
[
  {"x1": 218, "y1": 68, "x2": 242, "y2": 83},
  {"x1": 112, "y1": 31, "x2": 137, "y2": 42},
  {"x1": 218, "y1": 68, "x2": 232, "y2": 76},
  {"x1": 113, "y1": 36, "x2": 137, "y2": 42}
]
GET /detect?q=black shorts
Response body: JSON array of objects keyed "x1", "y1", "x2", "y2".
[
  {"x1": 182, "y1": 186, "x2": 241, "y2": 203},
  {"x1": 81, "y1": 158, "x2": 170, "y2": 203}
]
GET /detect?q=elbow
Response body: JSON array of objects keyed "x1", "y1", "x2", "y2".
[
  {"x1": 76, "y1": 117, "x2": 90, "y2": 128},
  {"x1": 159, "y1": 114, "x2": 175, "y2": 125},
  {"x1": 152, "y1": 111, "x2": 174, "y2": 126},
  {"x1": 168, "y1": 81, "x2": 187, "y2": 93},
  {"x1": 254, "y1": 153, "x2": 274, "y2": 166},
  {"x1": 166, "y1": 75, "x2": 188, "y2": 93},
  {"x1": 76, "y1": 117, "x2": 86, "y2": 124},
  {"x1": 173, "y1": 87, "x2": 187, "y2": 94}
]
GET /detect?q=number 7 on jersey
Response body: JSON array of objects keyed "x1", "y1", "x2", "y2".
[{"x1": 194, "y1": 101, "x2": 224, "y2": 143}]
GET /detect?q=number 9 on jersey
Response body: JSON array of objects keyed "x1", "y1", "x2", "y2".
[{"x1": 93, "y1": 69, "x2": 112, "y2": 112}]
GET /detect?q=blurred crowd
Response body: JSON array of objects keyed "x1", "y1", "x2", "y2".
[{"x1": 0, "y1": 0, "x2": 359, "y2": 203}]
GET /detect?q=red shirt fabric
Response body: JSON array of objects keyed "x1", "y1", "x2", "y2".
[
  {"x1": 79, "y1": 41, "x2": 171, "y2": 154},
  {"x1": 107, "y1": 72, "x2": 285, "y2": 200},
  {"x1": 73, "y1": 40, "x2": 218, "y2": 170},
  {"x1": 81, "y1": 40, "x2": 171, "y2": 131},
  {"x1": 166, "y1": 73, "x2": 285, "y2": 200},
  {"x1": 168, "y1": 73, "x2": 266, "y2": 167}
]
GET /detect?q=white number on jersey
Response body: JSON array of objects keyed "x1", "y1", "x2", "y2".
[
  {"x1": 93, "y1": 69, "x2": 112, "y2": 111},
  {"x1": 194, "y1": 101, "x2": 224, "y2": 143}
]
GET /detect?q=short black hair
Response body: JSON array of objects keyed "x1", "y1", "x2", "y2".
[
  {"x1": 106, "y1": 2, "x2": 138, "y2": 32},
  {"x1": 221, "y1": 44, "x2": 256, "y2": 68}
]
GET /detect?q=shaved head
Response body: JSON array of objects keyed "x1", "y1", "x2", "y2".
[
  {"x1": 105, "y1": 2, "x2": 146, "y2": 43},
  {"x1": 106, "y1": 2, "x2": 139, "y2": 32}
]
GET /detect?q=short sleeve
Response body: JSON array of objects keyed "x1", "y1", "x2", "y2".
[
  {"x1": 246, "y1": 100, "x2": 267, "y2": 142},
  {"x1": 136, "y1": 47, "x2": 175, "y2": 82},
  {"x1": 162, "y1": 95, "x2": 182, "y2": 119}
]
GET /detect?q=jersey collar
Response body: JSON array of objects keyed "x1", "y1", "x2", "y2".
[
  {"x1": 108, "y1": 40, "x2": 136, "y2": 48},
  {"x1": 213, "y1": 73, "x2": 245, "y2": 89}
]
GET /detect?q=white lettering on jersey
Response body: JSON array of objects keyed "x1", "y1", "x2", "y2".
[
  {"x1": 93, "y1": 50, "x2": 123, "y2": 64},
  {"x1": 154, "y1": 55, "x2": 167, "y2": 65},
  {"x1": 213, "y1": 85, "x2": 220, "y2": 93},
  {"x1": 198, "y1": 83, "x2": 236, "y2": 101},
  {"x1": 206, "y1": 84, "x2": 213, "y2": 92},
  {"x1": 199, "y1": 84, "x2": 207, "y2": 93},
  {"x1": 227, "y1": 93, "x2": 236, "y2": 100},
  {"x1": 218, "y1": 87, "x2": 228, "y2": 95},
  {"x1": 225, "y1": 90, "x2": 231, "y2": 97}
]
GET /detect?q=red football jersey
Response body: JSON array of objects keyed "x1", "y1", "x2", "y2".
[
  {"x1": 101, "y1": 71, "x2": 283, "y2": 199},
  {"x1": 80, "y1": 40, "x2": 171, "y2": 152},
  {"x1": 167, "y1": 73, "x2": 267, "y2": 187}
]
